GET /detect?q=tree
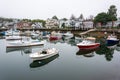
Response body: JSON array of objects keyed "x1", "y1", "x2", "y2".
[
  {"x1": 94, "y1": 12, "x2": 109, "y2": 26},
  {"x1": 108, "y1": 5, "x2": 117, "y2": 17},
  {"x1": 22, "y1": 19, "x2": 31, "y2": 22},
  {"x1": 52, "y1": 15, "x2": 58, "y2": 20},
  {"x1": 107, "y1": 5, "x2": 117, "y2": 27},
  {"x1": 79, "y1": 14, "x2": 84, "y2": 19},
  {"x1": 94, "y1": 5, "x2": 118, "y2": 27},
  {"x1": 62, "y1": 18, "x2": 67, "y2": 21},
  {"x1": 70, "y1": 14, "x2": 76, "y2": 20}
]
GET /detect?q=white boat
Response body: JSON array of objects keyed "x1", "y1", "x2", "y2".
[
  {"x1": 7, "y1": 40, "x2": 44, "y2": 48},
  {"x1": 31, "y1": 31, "x2": 41, "y2": 39},
  {"x1": 6, "y1": 36, "x2": 22, "y2": 40},
  {"x1": 63, "y1": 32, "x2": 73, "y2": 37},
  {"x1": 49, "y1": 31, "x2": 62, "y2": 40},
  {"x1": 29, "y1": 48, "x2": 59, "y2": 60}
]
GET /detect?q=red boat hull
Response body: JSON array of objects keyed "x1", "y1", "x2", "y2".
[
  {"x1": 49, "y1": 36, "x2": 61, "y2": 41},
  {"x1": 77, "y1": 43, "x2": 100, "y2": 50}
]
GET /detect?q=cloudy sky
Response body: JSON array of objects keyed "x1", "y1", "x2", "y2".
[{"x1": 0, "y1": 0, "x2": 120, "y2": 20}]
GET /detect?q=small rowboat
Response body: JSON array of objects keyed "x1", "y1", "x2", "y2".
[
  {"x1": 29, "y1": 48, "x2": 59, "y2": 60},
  {"x1": 7, "y1": 40, "x2": 44, "y2": 48}
]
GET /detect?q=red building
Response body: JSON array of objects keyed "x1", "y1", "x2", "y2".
[{"x1": 17, "y1": 22, "x2": 32, "y2": 29}]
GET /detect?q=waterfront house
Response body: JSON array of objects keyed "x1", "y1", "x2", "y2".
[
  {"x1": 17, "y1": 22, "x2": 32, "y2": 29},
  {"x1": 3, "y1": 22, "x2": 14, "y2": 29},
  {"x1": 31, "y1": 22, "x2": 43, "y2": 29},
  {"x1": 96, "y1": 17, "x2": 120, "y2": 28},
  {"x1": 106, "y1": 17, "x2": 120, "y2": 28},
  {"x1": 83, "y1": 20, "x2": 94, "y2": 29},
  {"x1": 59, "y1": 15, "x2": 84, "y2": 29},
  {"x1": 59, "y1": 15, "x2": 94, "y2": 30},
  {"x1": 45, "y1": 18, "x2": 59, "y2": 29}
]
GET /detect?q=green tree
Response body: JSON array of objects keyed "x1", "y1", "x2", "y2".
[
  {"x1": 94, "y1": 12, "x2": 109, "y2": 26},
  {"x1": 94, "y1": 5, "x2": 118, "y2": 27},
  {"x1": 31, "y1": 19, "x2": 46, "y2": 27},
  {"x1": 108, "y1": 5, "x2": 117, "y2": 17},
  {"x1": 107, "y1": 5, "x2": 117, "y2": 27},
  {"x1": 22, "y1": 19, "x2": 31, "y2": 22}
]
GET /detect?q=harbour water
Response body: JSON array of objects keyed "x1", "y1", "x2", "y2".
[{"x1": 0, "y1": 35, "x2": 120, "y2": 80}]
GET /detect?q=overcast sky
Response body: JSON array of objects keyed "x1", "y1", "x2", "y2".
[{"x1": 0, "y1": 0, "x2": 120, "y2": 20}]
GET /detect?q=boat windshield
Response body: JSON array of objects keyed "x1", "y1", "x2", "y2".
[{"x1": 42, "y1": 50, "x2": 47, "y2": 54}]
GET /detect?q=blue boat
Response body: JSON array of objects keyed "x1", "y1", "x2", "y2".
[
  {"x1": 106, "y1": 35, "x2": 119, "y2": 46},
  {"x1": 0, "y1": 31, "x2": 5, "y2": 36}
]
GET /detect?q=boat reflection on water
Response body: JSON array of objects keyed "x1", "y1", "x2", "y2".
[
  {"x1": 0, "y1": 36, "x2": 5, "y2": 39},
  {"x1": 62, "y1": 36, "x2": 82, "y2": 46},
  {"x1": 116, "y1": 44, "x2": 120, "y2": 51},
  {"x1": 76, "y1": 48, "x2": 99, "y2": 57},
  {"x1": 6, "y1": 47, "x2": 31, "y2": 53},
  {"x1": 106, "y1": 44, "x2": 117, "y2": 61},
  {"x1": 48, "y1": 36, "x2": 81, "y2": 46},
  {"x1": 107, "y1": 44, "x2": 117, "y2": 49},
  {"x1": 6, "y1": 45, "x2": 44, "y2": 54},
  {"x1": 48, "y1": 39, "x2": 63, "y2": 44},
  {"x1": 29, "y1": 54, "x2": 59, "y2": 68},
  {"x1": 96, "y1": 43, "x2": 117, "y2": 61}
]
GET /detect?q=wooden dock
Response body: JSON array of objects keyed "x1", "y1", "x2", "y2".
[{"x1": 79, "y1": 29, "x2": 97, "y2": 35}]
